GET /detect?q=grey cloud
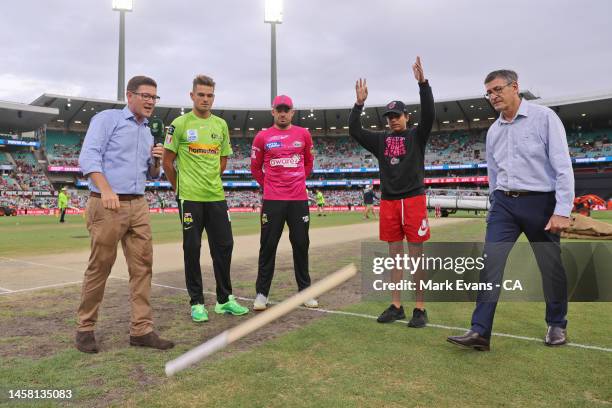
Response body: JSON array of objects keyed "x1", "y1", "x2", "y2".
[{"x1": 1, "y1": 0, "x2": 611, "y2": 107}]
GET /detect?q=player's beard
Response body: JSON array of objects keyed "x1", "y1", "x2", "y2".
[{"x1": 274, "y1": 119, "x2": 291, "y2": 130}]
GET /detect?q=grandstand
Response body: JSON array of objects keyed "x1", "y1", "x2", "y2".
[
  {"x1": 45, "y1": 131, "x2": 82, "y2": 167},
  {"x1": 1, "y1": 90, "x2": 612, "y2": 212}
]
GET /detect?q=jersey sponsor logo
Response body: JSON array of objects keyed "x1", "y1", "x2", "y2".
[
  {"x1": 417, "y1": 218, "x2": 429, "y2": 237},
  {"x1": 265, "y1": 141, "x2": 282, "y2": 150},
  {"x1": 270, "y1": 154, "x2": 301, "y2": 167},
  {"x1": 293, "y1": 141, "x2": 303, "y2": 148},
  {"x1": 269, "y1": 135, "x2": 289, "y2": 141},
  {"x1": 384, "y1": 136, "x2": 406, "y2": 158},
  {"x1": 211, "y1": 133, "x2": 222, "y2": 141},
  {"x1": 183, "y1": 212, "x2": 193, "y2": 230},
  {"x1": 390, "y1": 157, "x2": 400, "y2": 165},
  {"x1": 187, "y1": 129, "x2": 198, "y2": 142},
  {"x1": 188, "y1": 143, "x2": 219, "y2": 155}
]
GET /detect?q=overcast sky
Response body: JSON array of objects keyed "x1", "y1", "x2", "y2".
[{"x1": 1, "y1": 0, "x2": 611, "y2": 109}]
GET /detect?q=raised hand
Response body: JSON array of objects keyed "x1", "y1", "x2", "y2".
[
  {"x1": 412, "y1": 56, "x2": 425, "y2": 83},
  {"x1": 355, "y1": 78, "x2": 368, "y2": 105}
]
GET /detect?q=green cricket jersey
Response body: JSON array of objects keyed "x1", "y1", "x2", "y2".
[
  {"x1": 164, "y1": 111, "x2": 232, "y2": 202},
  {"x1": 316, "y1": 191, "x2": 325, "y2": 205}
]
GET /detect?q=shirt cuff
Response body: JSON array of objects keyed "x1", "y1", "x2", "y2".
[
  {"x1": 80, "y1": 164, "x2": 102, "y2": 176},
  {"x1": 553, "y1": 203, "x2": 572, "y2": 218}
]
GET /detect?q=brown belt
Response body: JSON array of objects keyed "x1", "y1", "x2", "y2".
[
  {"x1": 502, "y1": 191, "x2": 551, "y2": 198},
  {"x1": 90, "y1": 192, "x2": 143, "y2": 201}
]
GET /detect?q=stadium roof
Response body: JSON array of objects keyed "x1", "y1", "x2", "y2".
[
  {"x1": 536, "y1": 91, "x2": 612, "y2": 123},
  {"x1": 29, "y1": 90, "x2": 611, "y2": 133},
  {"x1": 0, "y1": 100, "x2": 58, "y2": 133}
]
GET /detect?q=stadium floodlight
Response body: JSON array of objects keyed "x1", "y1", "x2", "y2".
[
  {"x1": 264, "y1": 0, "x2": 283, "y2": 103},
  {"x1": 112, "y1": 0, "x2": 133, "y2": 12},
  {"x1": 113, "y1": 0, "x2": 133, "y2": 101},
  {"x1": 264, "y1": 0, "x2": 283, "y2": 23}
]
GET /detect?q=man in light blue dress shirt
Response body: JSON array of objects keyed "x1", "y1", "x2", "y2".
[
  {"x1": 75, "y1": 75, "x2": 174, "y2": 353},
  {"x1": 448, "y1": 70, "x2": 574, "y2": 351}
]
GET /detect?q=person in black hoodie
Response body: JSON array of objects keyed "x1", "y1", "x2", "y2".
[{"x1": 349, "y1": 56, "x2": 435, "y2": 327}]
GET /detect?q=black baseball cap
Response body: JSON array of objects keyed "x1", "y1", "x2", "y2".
[{"x1": 382, "y1": 100, "x2": 408, "y2": 116}]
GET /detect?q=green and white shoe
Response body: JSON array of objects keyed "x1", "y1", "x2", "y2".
[
  {"x1": 214, "y1": 295, "x2": 249, "y2": 316},
  {"x1": 191, "y1": 304, "x2": 209, "y2": 322}
]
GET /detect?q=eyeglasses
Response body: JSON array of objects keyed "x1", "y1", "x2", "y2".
[
  {"x1": 131, "y1": 92, "x2": 161, "y2": 102},
  {"x1": 484, "y1": 82, "x2": 514, "y2": 99}
]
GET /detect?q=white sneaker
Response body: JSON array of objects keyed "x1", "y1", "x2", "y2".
[
  {"x1": 253, "y1": 293, "x2": 268, "y2": 311},
  {"x1": 303, "y1": 298, "x2": 319, "y2": 308}
]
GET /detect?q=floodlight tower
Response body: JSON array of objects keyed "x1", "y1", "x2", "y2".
[
  {"x1": 112, "y1": 0, "x2": 133, "y2": 101},
  {"x1": 264, "y1": 0, "x2": 283, "y2": 103}
]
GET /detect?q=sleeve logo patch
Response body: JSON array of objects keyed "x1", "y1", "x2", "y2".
[{"x1": 265, "y1": 141, "x2": 282, "y2": 150}]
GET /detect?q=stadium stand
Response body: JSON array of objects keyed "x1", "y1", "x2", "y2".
[
  {"x1": 2, "y1": 90, "x2": 609, "y2": 212},
  {"x1": 41, "y1": 130, "x2": 612, "y2": 174},
  {"x1": 567, "y1": 130, "x2": 612, "y2": 158},
  {"x1": 45, "y1": 131, "x2": 83, "y2": 167},
  {"x1": 0, "y1": 152, "x2": 14, "y2": 165},
  {"x1": 11, "y1": 152, "x2": 54, "y2": 191}
]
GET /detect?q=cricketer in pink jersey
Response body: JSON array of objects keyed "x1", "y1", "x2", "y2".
[{"x1": 250, "y1": 95, "x2": 318, "y2": 311}]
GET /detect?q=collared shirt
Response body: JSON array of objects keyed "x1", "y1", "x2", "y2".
[
  {"x1": 486, "y1": 99, "x2": 574, "y2": 216},
  {"x1": 79, "y1": 106, "x2": 155, "y2": 194}
]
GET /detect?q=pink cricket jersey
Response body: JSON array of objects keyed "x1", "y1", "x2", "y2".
[{"x1": 250, "y1": 125, "x2": 314, "y2": 200}]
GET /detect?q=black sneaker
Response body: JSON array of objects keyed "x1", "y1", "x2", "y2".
[
  {"x1": 407, "y1": 308, "x2": 428, "y2": 328},
  {"x1": 377, "y1": 304, "x2": 405, "y2": 323}
]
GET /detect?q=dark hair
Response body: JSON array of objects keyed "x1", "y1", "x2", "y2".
[
  {"x1": 484, "y1": 70, "x2": 518, "y2": 84},
  {"x1": 126, "y1": 75, "x2": 157, "y2": 92},
  {"x1": 193, "y1": 74, "x2": 216, "y2": 90}
]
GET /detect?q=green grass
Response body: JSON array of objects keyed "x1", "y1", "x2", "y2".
[
  {"x1": 0, "y1": 212, "x2": 375, "y2": 257},
  {"x1": 127, "y1": 302, "x2": 612, "y2": 408}
]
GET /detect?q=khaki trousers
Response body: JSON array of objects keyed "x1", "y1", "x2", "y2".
[{"x1": 77, "y1": 196, "x2": 154, "y2": 336}]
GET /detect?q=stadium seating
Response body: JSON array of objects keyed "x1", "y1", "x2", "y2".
[
  {"x1": 10, "y1": 152, "x2": 54, "y2": 191},
  {"x1": 567, "y1": 131, "x2": 612, "y2": 158},
  {"x1": 1, "y1": 174, "x2": 21, "y2": 190},
  {"x1": 7, "y1": 128, "x2": 609, "y2": 210},
  {"x1": 42, "y1": 130, "x2": 612, "y2": 174},
  {"x1": 46, "y1": 131, "x2": 83, "y2": 167},
  {"x1": 0, "y1": 152, "x2": 14, "y2": 165}
]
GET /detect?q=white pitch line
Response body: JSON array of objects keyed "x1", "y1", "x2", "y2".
[
  {"x1": 131, "y1": 279, "x2": 612, "y2": 353},
  {"x1": 0, "y1": 256, "x2": 81, "y2": 272},
  {"x1": 0, "y1": 280, "x2": 83, "y2": 295},
  {"x1": 0, "y1": 286, "x2": 14, "y2": 293}
]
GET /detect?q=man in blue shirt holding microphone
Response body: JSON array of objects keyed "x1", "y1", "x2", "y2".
[{"x1": 76, "y1": 75, "x2": 174, "y2": 353}]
